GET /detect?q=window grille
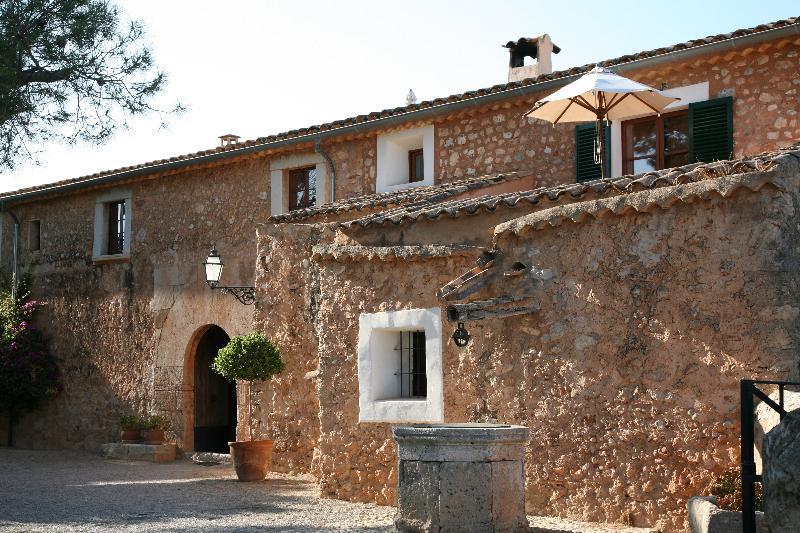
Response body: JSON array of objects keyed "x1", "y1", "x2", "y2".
[
  {"x1": 396, "y1": 330, "x2": 426, "y2": 398},
  {"x1": 107, "y1": 200, "x2": 126, "y2": 255}
]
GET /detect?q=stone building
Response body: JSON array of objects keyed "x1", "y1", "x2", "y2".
[{"x1": 0, "y1": 15, "x2": 799, "y2": 530}]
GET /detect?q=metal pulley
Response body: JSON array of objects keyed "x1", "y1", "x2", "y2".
[{"x1": 452, "y1": 322, "x2": 470, "y2": 347}]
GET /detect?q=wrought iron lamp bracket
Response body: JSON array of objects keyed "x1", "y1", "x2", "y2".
[{"x1": 214, "y1": 285, "x2": 256, "y2": 305}]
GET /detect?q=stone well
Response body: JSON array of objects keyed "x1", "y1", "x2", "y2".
[{"x1": 392, "y1": 423, "x2": 529, "y2": 532}]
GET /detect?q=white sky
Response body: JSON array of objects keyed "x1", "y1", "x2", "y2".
[{"x1": 3, "y1": 0, "x2": 797, "y2": 193}]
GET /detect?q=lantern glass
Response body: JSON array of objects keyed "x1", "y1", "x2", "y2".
[{"x1": 204, "y1": 248, "x2": 224, "y2": 286}]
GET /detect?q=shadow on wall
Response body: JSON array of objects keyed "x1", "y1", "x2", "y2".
[{"x1": 1, "y1": 264, "x2": 155, "y2": 450}]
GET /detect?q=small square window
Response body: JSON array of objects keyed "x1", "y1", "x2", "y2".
[
  {"x1": 29, "y1": 220, "x2": 40, "y2": 252},
  {"x1": 358, "y1": 308, "x2": 442, "y2": 423}
]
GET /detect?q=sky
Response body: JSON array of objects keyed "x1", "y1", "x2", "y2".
[{"x1": 3, "y1": 0, "x2": 797, "y2": 193}]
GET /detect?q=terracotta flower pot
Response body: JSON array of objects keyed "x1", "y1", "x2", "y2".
[
  {"x1": 120, "y1": 429, "x2": 141, "y2": 443},
  {"x1": 228, "y1": 439, "x2": 273, "y2": 481},
  {"x1": 142, "y1": 429, "x2": 165, "y2": 445}
]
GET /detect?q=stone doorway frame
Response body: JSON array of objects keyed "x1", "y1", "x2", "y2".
[{"x1": 152, "y1": 285, "x2": 252, "y2": 453}]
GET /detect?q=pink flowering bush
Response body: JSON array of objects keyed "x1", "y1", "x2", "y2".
[{"x1": 0, "y1": 277, "x2": 62, "y2": 445}]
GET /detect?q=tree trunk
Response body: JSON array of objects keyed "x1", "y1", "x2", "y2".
[{"x1": 248, "y1": 381, "x2": 253, "y2": 442}]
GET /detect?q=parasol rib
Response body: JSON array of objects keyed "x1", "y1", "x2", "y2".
[
  {"x1": 603, "y1": 93, "x2": 631, "y2": 115},
  {"x1": 572, "y1": 95, "x2": 599, "y2": 114},
  {"x1": 630, "y1": 92, "x2": 662, "y2": 115},
  {"x1": 552, "y1": 99, "x2": 576, "y2": 124}
]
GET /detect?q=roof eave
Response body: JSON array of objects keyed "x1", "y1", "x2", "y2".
[{"x1": 3, "y1": 21, "x2": 798, "y2": 205}]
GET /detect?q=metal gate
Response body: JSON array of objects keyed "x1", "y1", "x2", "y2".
[{"x1": 740, "y1": 379, "x2": 800, "y2": 533}]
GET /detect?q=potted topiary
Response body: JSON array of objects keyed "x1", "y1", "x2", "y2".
[
  {"x1": 211, "y1": 331, "x2": 284, "y2": 482},
  {"x1": 142, "y1": 414, "x2": 170, "y2": 445},
  {"x1": 120, "y1": 414, "x2": 142, "y2": 443}
]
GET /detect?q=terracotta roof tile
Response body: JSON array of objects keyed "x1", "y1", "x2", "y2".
[
  {"x1": 2, "y1": 16, "x2": 797, "y2": 201},
  {"x1": 270, "y1": 172, "x2": 527, "y2": 223},
  {"x1": 339, "y1": 144, "x2": 800, "y2": 230}
]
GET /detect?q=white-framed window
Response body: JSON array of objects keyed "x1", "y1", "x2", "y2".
[
  {"x1": 92, "y1": 190, "x2": 132, "y2": 261},
  {"x1": 357, "y1": 307, "x2": 443, "y2": 423},
  {"x1": 376, "y1": 125, "x2": 434, "y2": 193},
  {"x1": 269, "y1": 153, "x2": 328, "y2": 216}
]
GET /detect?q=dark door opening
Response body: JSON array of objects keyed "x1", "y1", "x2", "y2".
[{"x1": 194, "y1": 325, "x2": 237, "y2": 453}]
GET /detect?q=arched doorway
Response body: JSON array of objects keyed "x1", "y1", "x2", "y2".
[{"x1": 193, "y1": 325, "x2": 237, "y2": 453}]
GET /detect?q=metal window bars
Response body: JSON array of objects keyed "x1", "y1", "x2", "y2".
[
  {"x1": 740, "y1": 379, "x2": 800, "y2": 533},
  {"x1": 395, "y1": 330, "x2": 427, "y2": 398}
]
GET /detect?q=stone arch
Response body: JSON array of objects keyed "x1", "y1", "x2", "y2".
[{"x1": 152, "y1": 284, "x2": 252, "y2": 451}]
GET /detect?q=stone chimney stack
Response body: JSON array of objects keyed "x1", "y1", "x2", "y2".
[
  {"x1": 504, "y1": 34, "x2": 560, "y2": 82},
  {"x1": 219, "y1": 134, "x2": 240, "y2": 147}
]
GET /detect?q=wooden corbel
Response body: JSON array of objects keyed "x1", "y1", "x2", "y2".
[
  {"x1": 445, "y1": 295, "x2": 540, "y2": 322},
  {"x1": 437, "y1": 250, "x2": 497, "y2": 302}
]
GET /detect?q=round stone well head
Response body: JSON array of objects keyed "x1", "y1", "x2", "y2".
[{"x1": 393, "y1": 423, "x2": 530, "y2": 532}]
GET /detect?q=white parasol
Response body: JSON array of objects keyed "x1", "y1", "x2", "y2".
[{"x1": 525, "y1": 66, "x2": 679, "y2": 177}]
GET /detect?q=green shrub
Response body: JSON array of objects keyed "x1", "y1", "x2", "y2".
[
  {"x1": 142, "y1": 414, "x2": 170, "y2": 431},
  {"x1": 119, "y1": 414, "x2": 142, "y2": 430},
  {"x1": 211, "y1": 332, "x2": 284, "y2": 382},
  {"x1": 711, "y1": 468, "x2": 762, "y2": 512}
]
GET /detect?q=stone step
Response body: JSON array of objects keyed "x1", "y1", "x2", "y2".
[{"x1": 101, "y1": 442, "x2": 178, "y2": 463}]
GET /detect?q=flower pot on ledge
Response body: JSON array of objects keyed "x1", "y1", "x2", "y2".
[
  {"x1": 142, "y1": 429, "x2": 165, "y2": 445},
  {"x1": 120, "y1": 429, "x2": 141, "y2": 444},
  {"x1": 229, "y1": 439, "x2": 273, "y2": 481}
]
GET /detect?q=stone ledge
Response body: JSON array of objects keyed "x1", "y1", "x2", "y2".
[
  {"x1": 102, "y1": 443, "x2": 178, "y2": 463},
  {"x1": 687, "y1": 496, "x2": 765, "y2": 533},
  {"x1": 187, "y1": 451, "x2": 232, "y2": 464}
]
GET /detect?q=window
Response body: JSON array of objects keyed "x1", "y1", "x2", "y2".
[
  {"x1": 623, "y1": 111, "x2": 689, "y2": 174},
  {"x1": 28, "y1": 220, "x2": 40, "y2": 252},
  {"x1": 396, "y1": 330, "x2": 427, "y2": 398},
  {"x1": 376, "y1": 125, "x2": 434, "y2": 192},
  {"x1": 92, "y1": 190, "x2": 131, "y2": 260},
  {"x1": 585, "y1": 89, "x2": 733, "y2": 180},
  {"x1": 106, "y1": 200, "x2": 126, "y2": 255},
  {"x1": 408, "y1": 149, "x2": 424, "y2": 183},
  {"x1": 358, "y1": 308, "x2": 443, "y2": 422},
  {"x1": 288, "y1": 166, "x2": 317, "y2": 211},
  {"x1": 269, "y1": 154, "x2": 326, "y2": 216}
]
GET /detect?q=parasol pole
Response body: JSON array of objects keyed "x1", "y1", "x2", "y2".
[{"x1": 597, "y1": 92, "x2": 608, "y2": 179}]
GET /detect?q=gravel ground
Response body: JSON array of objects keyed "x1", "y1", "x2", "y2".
[{"x1": 0, "y1": 449, "x2": 651, "y2": 532}]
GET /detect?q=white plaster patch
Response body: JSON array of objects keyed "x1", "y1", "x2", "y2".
[{"x1": 358, "y1": 307, "x2": 443, "y2": 423}]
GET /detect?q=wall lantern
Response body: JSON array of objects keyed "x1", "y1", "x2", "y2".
[{"x1": 202, "y1": 247, "x2": 256, "y2": 305}]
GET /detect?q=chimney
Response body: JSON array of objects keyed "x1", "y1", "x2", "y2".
[
  {"x1": 218, "y1": 133, "x2": 240, "y2": 147},
  {"x1": 504, "y1": 34, "x2": 560, "y2": 82}
]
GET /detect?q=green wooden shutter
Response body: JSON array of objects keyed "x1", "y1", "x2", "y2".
[
  {"x1": 688, "y1": 96, "x2": 733, "y2": 163},
  {"x1": 576, "y1": 123, "x2": 611, "y2": 182}
]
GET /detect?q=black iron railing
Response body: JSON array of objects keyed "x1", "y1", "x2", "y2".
[{"x1": 740, "y1": 379, "x2": 800, "y2": 533}]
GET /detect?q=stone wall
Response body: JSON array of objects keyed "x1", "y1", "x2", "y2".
[
  {"x1": 265, "y1": 161, "x2": 800, "y2": 530},
  {"x1": 0, "y1": 156, "x2": 269, "y2": 450},
  {"x1": 250, "y1": 222, "x2": 324, "y2": 473}
]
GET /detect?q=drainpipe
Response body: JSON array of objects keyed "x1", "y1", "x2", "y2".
[
  {"x1": 0, "y1": 203, "x2": 19, "y2": 301},
  {"x1": 314, "y1": 139, "x2": 336, "y2": 203}
]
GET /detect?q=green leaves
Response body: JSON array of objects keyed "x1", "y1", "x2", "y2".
[
  {"x1": 212, "y1": 332, "x2": 284, "y2": 383},
  {"x1": 0, "y1": 0, "x2": 180, "y2": 169}
]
